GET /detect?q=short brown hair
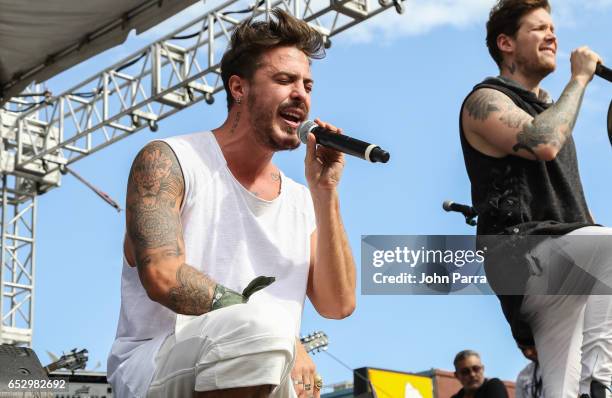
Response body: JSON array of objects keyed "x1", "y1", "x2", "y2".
[
  {"x1": 486, "y1": 0, "x2": 551, "y2": 68},
  {"x1": 220, "y1": 9, "x2": 325, "y2": 110}
]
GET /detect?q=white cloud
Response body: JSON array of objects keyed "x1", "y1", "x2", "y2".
[
  {"x1": 340, "y1": 0, "x2": 612, "y2": 44},
  {"x1": 341, "y1": 0, "x2": 493, "y2": 44},
  {"x1": 122, "y1": 0, "x2": 612, "y2": 48},
  {"x1": 130, "y1": 0, "x2": 493, "y2": 45}
]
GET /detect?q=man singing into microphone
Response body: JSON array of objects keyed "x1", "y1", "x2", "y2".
[
  {"x1": 459, "y1": 1, "x2": 610, "y2": 397},
  {"x1": 107, "y1": 9, "x2": 356, "y2": 398}
]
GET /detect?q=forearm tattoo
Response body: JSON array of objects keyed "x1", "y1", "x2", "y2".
[
  {"x1": 168, "y1": 264, "x2": 215, "y2": 315},
  {"x1": 127, "y1": 141, "x2": 216, "y2": 314},
  {"x1": 513, "y1": 80, "x2": 585, "y2": 155},
  {"x1": 465, "y1": 81, "x2": 586, "y2": 158}
]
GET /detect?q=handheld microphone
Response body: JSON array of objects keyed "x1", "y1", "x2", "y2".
[
  {"x1": 298, "y1": 120, "x2": 390, "y2": 163},
  {"x1": 442, "y1": 200, "x2": 478, "y2": 218},
  {"x1": 596, "y1": 64, "x2": 612, "y2": 147},
  {"x1": 596, "y1": 64, "x2": 612, "y2": 83}
]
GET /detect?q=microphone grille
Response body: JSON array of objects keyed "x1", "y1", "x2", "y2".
[
  {"x1": 298, "y1": 120, "x2": 317, "y2": 144},
  {"x1": 442, "y1": 200, "x2": 454, "y2": 212}
]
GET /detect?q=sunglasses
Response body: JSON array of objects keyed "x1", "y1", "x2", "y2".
[{"x1": 458, "y1": 365, "x2": 483, "y2": 377}]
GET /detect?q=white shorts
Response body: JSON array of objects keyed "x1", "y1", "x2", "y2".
[
  {"x1": 521, "y1": 226, "x2": 612, "y2": 397},
  {"x1": 146, "y1": 301, "x2": 297, "y2": 397}
]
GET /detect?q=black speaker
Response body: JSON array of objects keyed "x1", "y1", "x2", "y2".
[{"x1": 0, "y1": 344, "x2": 48, "y2": 394}]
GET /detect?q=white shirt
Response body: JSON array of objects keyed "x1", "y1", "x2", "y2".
[{"x1": 108, "y1": 132, "x2": 315, "y2": 397}]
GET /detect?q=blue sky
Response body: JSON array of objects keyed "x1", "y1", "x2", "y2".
[{"x1": 31, "y1": 0, "x2": 611, "y2": 389}]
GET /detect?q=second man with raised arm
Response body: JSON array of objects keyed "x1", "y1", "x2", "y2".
[{"x1": 459, "y1": 1, "x2": 610, "y2": 397}]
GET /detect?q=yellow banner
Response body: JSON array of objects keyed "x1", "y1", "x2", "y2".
[{"x1": 368, "y1": 369, "x2": 433, "y2": 398}]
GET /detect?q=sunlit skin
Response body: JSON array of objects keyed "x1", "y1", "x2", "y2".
[
  {"x1": 246, "y1": 46, "x2": 313, "y2": 151},
  {"x1": 462, "y1": 6, "x2": 602, "y2": 161},
  {"x1": 454, "y1": 355, "x2": 486, "y2": 396},
  {"x1": 131, "y1": 146, "x2": 173, "y2": 207},
  {"x1": 217, "y1": 46, "x2": 313, "y2": 161},
  {"x1": 498, "y1": 8, "x2": 557, "y2": 94},
  {"x1": 520, "y1": 345, "x2": 538, "y2": 362},
  {"x1": 210, "y1": 46, "x2": 316, "y2": 200},
  {"x1": 456, "y1": 7, "x2": 605, "y2": 396},
  {"x1": 204, "y1": 44, "x2": 354, "y2": 398}
]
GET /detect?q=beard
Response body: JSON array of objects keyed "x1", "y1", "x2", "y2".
[
  {"x1": 516, "y1": 50, "x2": 555, "y2": 81},
  {"x1": 247, "y1": 91, "x2": 304, "y2": 152}
]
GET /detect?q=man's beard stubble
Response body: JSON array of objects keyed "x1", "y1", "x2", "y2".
[
  {"x1": 515, "y1": 50, "x2": 555, "y2": 81},
  {"x1": 247, "y1": 91, "x2": 303, "y2": 152}
]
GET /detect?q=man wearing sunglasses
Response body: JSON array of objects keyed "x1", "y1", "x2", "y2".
[{"x1": 451, "y1": 350, "x2": 508, "y2": 398}]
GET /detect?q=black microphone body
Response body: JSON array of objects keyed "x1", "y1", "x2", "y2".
[
  {"x1": 596, "y1": 64, "x2": 612, "y2": 83},
  {"x1": 442, "y1": 200, "x2": 478, "y2": 218},
  {"x1": 298, "y1": 120, "x2": 390, "y2": 163}
]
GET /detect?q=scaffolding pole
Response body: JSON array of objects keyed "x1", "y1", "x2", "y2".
[{"x1": 0, "y1": 174, "x2": 36, "y2": 346}]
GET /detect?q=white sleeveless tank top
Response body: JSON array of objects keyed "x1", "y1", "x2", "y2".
[{"x1": 108, "y1": 132, "x2": 315, "y2": 397}]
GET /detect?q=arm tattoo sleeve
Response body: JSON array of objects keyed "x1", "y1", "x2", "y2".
[
  {"x1": 513, "y1": 80, "x2": 586, "y2": 155},
  {"x1": 464, "y1": 91, "x2": 501, "y2": 121},
  {"x1": 127, "y1": 141, "x2": 184, "y2": 266},
  {"x1": 126, "y1": 141, "x2": 216, "y2": 315},
  {"x1": 168, "y1": 264, "x2": 215, "y2": 315}
]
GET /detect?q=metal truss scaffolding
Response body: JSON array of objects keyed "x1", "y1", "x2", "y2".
[
  {"x1": 0, "y1": 174, "x2": 36, "y2": 346},
  {"x1": 6, "y1": 0, "x2": 395, "y2": 174},
  {"x1": 0, "y1": 0, "x2": 401, "y2": 345}
]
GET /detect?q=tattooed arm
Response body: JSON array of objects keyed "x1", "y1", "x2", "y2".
[
  {"x1": 462, "y1": 47, "x2": 602, "y2": 161},
  {"x1": 462, "y1": 82, "x2": 586, "y2": 161},
  {"x1": 125, "y1": 141, "x2": 217, "y2": 315}
]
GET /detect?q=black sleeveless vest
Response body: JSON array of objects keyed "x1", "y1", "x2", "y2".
[
  {"x1": 459, "y1": 77, "x2": 595, "y2": 346},
  {"x1": 460, "y1": 76, "x2": 593, "y2": 236}
]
